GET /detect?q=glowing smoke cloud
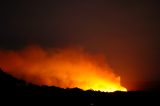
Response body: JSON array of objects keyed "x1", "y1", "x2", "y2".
[{"x1": 0, "y1": 46, "x2": 127, "y2": 92}]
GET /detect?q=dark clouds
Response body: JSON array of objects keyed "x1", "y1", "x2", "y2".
[{"x1": 0, "y1": 0, "x2": 160, "y2": 90}]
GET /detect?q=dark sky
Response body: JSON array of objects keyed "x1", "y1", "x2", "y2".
[{"x1": 0, "y1": 0, "x2": 160, "y2": 90}]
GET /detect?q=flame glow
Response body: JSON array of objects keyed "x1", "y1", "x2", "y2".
[{"x1": 0, "y1": 46, "x2": 127, "y2": 92}]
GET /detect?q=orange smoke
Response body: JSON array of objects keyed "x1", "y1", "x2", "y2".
[{"x1": 0, "y1": 46, "x2": 127, "y2": 92}]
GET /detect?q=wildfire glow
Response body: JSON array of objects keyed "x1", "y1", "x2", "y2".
[{"x1": 0, "y1": 46, "x2": 127, "y2": 92}]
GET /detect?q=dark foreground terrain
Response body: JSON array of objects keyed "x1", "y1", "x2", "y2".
[{"x1": 0, "y1": 68, "x2": 159, "y2": 105}]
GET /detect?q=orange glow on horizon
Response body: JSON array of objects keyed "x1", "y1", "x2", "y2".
[{"x1": 0, "y1": 46, "x2": 127, "y2": 92}]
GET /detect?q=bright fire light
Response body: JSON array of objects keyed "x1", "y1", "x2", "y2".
[{"x1": 0, "y1": 46, "x2": 127, "y2": 92}]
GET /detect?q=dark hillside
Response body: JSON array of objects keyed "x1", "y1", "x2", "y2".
[{"x1": 0, "y1": 68, "x2": 158, "y2": 105}]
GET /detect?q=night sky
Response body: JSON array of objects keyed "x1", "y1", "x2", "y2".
[{"x1": 0, "y1": 0, "x2": 160, "y2": 90}]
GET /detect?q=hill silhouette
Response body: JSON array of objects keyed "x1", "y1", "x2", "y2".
[{"x1": 0, "y1": 68, "x2": 159, "y2": 105}]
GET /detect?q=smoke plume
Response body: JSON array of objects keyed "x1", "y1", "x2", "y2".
[{"x1": 0, "y1": 45, "x2": 126, "y2": 92}]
